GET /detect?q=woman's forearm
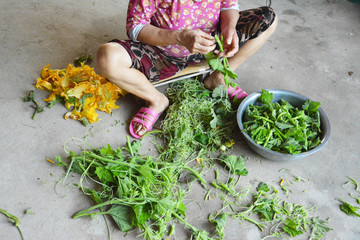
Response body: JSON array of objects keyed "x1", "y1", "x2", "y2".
[
  {"x1": 137, "y1": 24, "x2": 181, "y2": 46},
  {"x1": 137, "y1": 24, "x2": 216, "y2": 54}
]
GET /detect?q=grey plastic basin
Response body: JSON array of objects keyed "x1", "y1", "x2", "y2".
[{"x1": 236, "y1": 89, "x2": 331, "y2": 161}]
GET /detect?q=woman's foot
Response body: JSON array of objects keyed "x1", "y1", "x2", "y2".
[
  {"x1": 203, "y1": 71, "x2": 225, "y2": 90},
  {"x1": 131, "y1": 94, "x2": 169, "y2": 138},
  {"x1": 228, "y1": 85, "x2": 248, "y2": 104}
]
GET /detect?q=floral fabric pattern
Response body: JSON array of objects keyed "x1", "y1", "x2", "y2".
[{"x1": 126, "y1": 0, "x2": 239, "y2": 57}]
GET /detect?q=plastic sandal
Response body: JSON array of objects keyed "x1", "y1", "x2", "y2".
[
  {"x1": 228, "y1": 85, "x2": 248, "y2": 103},
  {"x1": 129, "y1": 107, "x2": 161, "y2": 139}
]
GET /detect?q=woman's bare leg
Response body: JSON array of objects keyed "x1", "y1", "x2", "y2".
[
  {"x1": 97, "y1": 42, "x2": 169, "y2": 136},
  {"x1": 204, "y1": 15, "x2": 278, "y2": 90}
]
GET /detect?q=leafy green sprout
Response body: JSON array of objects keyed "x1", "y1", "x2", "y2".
[{"x1": 205, "y1": 35, "x2": 239, "y2": 88}]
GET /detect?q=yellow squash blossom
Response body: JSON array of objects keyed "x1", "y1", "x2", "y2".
[{"x1": 36, "y1": 63, "x2": 126, "y2": 124}]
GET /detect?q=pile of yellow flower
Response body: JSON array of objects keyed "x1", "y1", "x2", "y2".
[{"x1": 36, "y1": 63, "x2": 126, "y2": 124}]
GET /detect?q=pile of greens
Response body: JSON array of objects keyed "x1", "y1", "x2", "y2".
[
  {"x1": 243, "y1": 89, "x2": 322, "y2": 154},
  {"x1": 53, "y1": 81, "x2": 331, "y2": 239},
  {"x1": 55, "y1": 80, "x2": 240, "y2": 240},
  {"x1": 160, "y1": 80, "x2": 236, "y2": 161},
  {"x1": 57, "y1": 137, "x2": 208, "y2": 239}
]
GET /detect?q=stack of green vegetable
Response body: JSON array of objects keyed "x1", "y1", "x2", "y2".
[
  {"x1": 55, "y1": 80, "x2": 240, "y2": 240},
  {"x1": 53, "y1": 81, "x2": 332, "y2": 239},
  {"x1": 243, "y1": 89, "x2": 322, "y2": 154}
]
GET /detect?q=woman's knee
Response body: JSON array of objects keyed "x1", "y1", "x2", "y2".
[
  {"x1": 260, "y1": 6, "x2": 277, "y2": 28},
  {"x1": 96, "y1": 42, "x2": 131, "y2": 77}
]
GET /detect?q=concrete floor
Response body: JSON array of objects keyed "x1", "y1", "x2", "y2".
[{"x1": 1, "y1": 0, "x2": 359, "y2": 239}]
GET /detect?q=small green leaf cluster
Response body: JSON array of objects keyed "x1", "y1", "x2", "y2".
[
  {"x1": 24, "y1": 90, "x2": 45, "y2": 119},
  {"x1": 213, "y1": 182, "x2": 331, "y2": 239},
  {"x1": 243, "y1": 89, "x2": 322, "y2": 154}
]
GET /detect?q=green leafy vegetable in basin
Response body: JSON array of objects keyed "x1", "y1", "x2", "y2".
[{"x1": 243, "y1": 89, "x2": 322, "y2": 154}]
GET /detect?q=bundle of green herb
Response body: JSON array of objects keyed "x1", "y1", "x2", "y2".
[
  {"x1": 160, "y1": 80, "x2": 237, "y2": 162},
  {"x1": 243, "y1": 89, "x2": 322, "y2": 154}
]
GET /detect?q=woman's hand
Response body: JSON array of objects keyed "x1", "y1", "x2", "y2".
[
  {"x1": 177, "y1": 29, "x2": 216, "y2": 54},
  {"x1": 220, "y1": 27, "x2": 239, "y2": 58},
  {"x1": 218, "y1": 9, "x2": 240, "y2": 58}
]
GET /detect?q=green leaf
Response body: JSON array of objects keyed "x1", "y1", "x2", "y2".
[
  {"x1": 155, "y1": 197, "x2": 175, "y2": 216},
  {"x1": 302, "y1": 99, "x2": 321, "y2": 113},
  {"x1": 208, "y1": 57, "x2": 225, "y2": 73},
  {"x1": 209, "y1": 213, "x2": 226, "y2": 239},
  {"x1": 275, "y1": 121, "x2": 294, "y2": 130},
  {"x1": 130, "y1": 140, "x2": 142, "y2": 154},
  {"x1": 212, "y1": 85, "x2": 227, "y2": 99},
  {"x1": 340, "y1": 200, "x2": 360, "y2": 217},
  {"x1": 282, "y1": 218, "x2": 304, "y2": 237},
  {"x1": 194, "y1": 133, "x2": 209, "y2": 145},
  {"x1": 24, "y1": 90, "x2": 35, "y2": 102},
  {"x1": 73, "y1": 54, "x2": 93, "y2": 67},
  {"x1": 210, "y1": 116, "x2": 218, "y2": 129},
  {"x1": 138, "y1": 164, "x2": 155, "y2": 183},
  {"x1": 100, "y1": 144, "x2": 114, "y2": 157},
  {"x1": 55, "y1": 155, "x2": 68, "y2": 167},
  {"x1": 48, "y1": 95, "x2": 64, "y2": 108},
  {"x1": 95, "y1": 167, "x2": 115, "y2": 183},
  {"x1": 256, "y1": 182, "x2": 270, "y2": 192},
  {"x1": 192, "y1": 230, "x2": 212, "y2": 240},
  {"x1": 225, "y1": 66, "x2": 238, "y2": 80},
  {"x1": 221, "y1": 155, "x2": 248, "y2": 176},
  {"x1": 107, "y1": 205, "x2": 136, "y2": 232},
  {"x1": 260, "y1": 89, "x2": 273, "y2": 105},
  {"x1": 309, "y1": 217, "x2": 332, "y2": 239},
  {"x1": 133, "y1": 203, "x2": 152, "y2": 225}
]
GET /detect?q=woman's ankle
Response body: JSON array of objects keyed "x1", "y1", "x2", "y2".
[{"x1": 203, "y1": 71, "x2": 225, "y2": 90}]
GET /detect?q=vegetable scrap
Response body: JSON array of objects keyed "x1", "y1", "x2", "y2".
[
  {"x1": 243, "y1": 89, "x2": 322, "y2": 154},
  {"x1": 340, "y1": 177, "x2": 360, "y2": 218},
  {"x1": 340, "y1": 200, "x2": 360, "y2": 218},
  {"x1": 212, "y1": 182, "x2": 332, "y2": 239},
  {"x1": 35, "y1": 62, "x2": 126, "y2": 125},
  {"x1": 0, "y1": 208, "x2": 25, "y2": 240},
  {"x1": 23, "y1": 90, "x2": 44, "y2": 119}
]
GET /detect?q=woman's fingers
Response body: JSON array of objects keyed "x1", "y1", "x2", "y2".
[{"x1": 179, "y1": 29, "x2": 216, "y2": 54}]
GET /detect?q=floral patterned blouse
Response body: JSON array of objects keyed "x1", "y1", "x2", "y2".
[{"x1": 126, "y1": 0, "x2": 239, "y2": 57}]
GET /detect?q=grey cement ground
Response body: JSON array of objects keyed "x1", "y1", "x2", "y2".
[{"x1": 1, "y1": 0, "x2": 359, "y2": 239}]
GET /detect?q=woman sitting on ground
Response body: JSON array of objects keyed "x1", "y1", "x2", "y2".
[{"x1": 97, "y1": 0, "x2": 278, "y2": 139}]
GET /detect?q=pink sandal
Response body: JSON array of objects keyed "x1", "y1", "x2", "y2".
[
  {"x1": 228, "y1": 85, "x2": 248, "y2": 103},
  {"x1": 129, "y1": 107, "x2": 161, "y2": 139}
]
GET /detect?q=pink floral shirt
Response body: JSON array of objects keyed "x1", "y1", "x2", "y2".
[{"x1": 126, "y1": 0, "x2": 239, "y2": 57}]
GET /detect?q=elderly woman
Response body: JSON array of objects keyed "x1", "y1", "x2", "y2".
[{"x1": 97, "y1": 0, "x2": 278, "y2": 138}]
